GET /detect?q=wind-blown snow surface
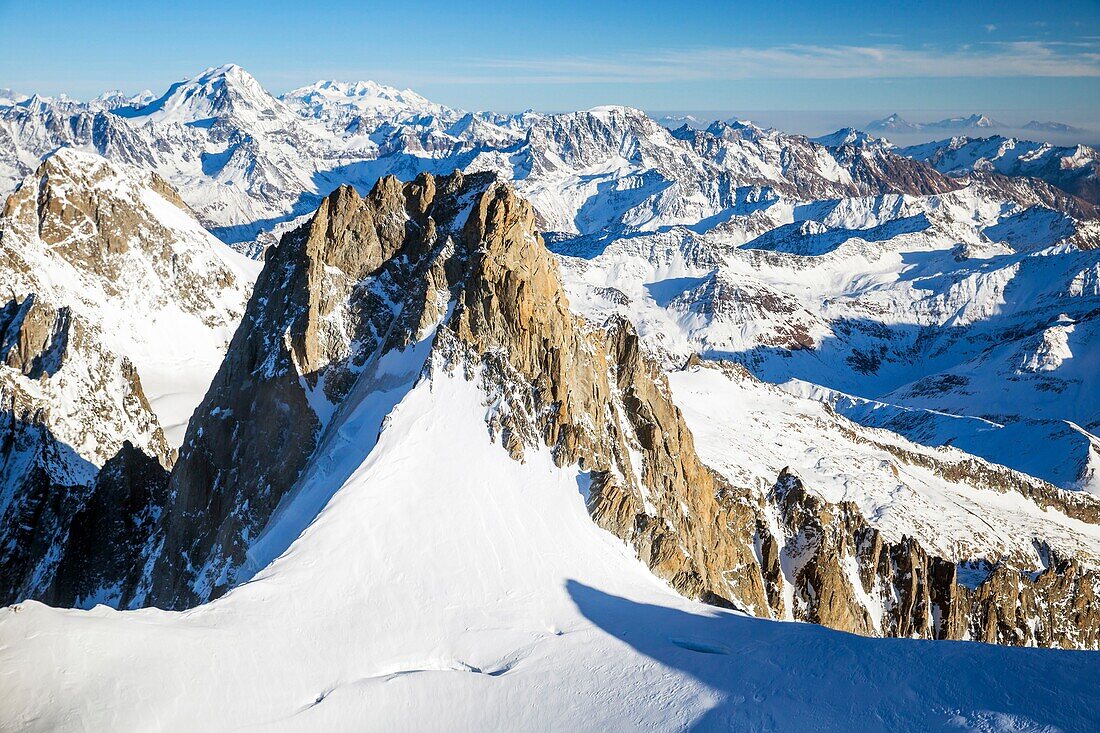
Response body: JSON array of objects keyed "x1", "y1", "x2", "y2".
[{"x1": 2, "y1": 365, "x2": 1097, "y2": 732}]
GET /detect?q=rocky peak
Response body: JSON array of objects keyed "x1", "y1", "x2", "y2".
[
  {"x1": 138, "y1": 169, "x2": 769, "y2": 611},
  {"x1": 5, "y1": 149, "x2": 186, "y2": 263},
  {"x1": 1, "y1": 149, "x2": 253, "y2": 335},
  {"x1": 148, "y1": 170, "x2": 495, "y2": 606},
  {"x1": 525, "y1": 106, "x2": 678, "y2": 174}
]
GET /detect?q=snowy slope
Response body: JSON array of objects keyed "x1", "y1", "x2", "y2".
[
  {"x1": 0, "y1": 149, "x2": 260, "y2": 449},
  {"x1": 3, "y1": 362, "x2": 1098, "y2": 732},
  {"x1": 670, "y1": 364, "x2": 1100, "y2": 567}
]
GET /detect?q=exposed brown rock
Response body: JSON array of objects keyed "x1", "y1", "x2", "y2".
[
  {"x1": 150, "y1": 171, "x2": 496, "y2": 607},
  {"x1": 759, "y1": 468, "x2": 1100, "y2": 648}
]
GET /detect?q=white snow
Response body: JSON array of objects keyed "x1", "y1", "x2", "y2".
[
  {"x1": 669, "y1": 364, "x2": 1100, "y2": 567},
  {"x1": 3, "y1": 361, "x2": 1097, "y2": 732}
]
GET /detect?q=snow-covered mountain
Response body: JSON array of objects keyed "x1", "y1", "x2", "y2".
[
  {"x1": 865, "y1": 113, "x2": 1094, "y2": 147},
  {"x1": 867, "y1": 112, "x2": 1003, "y2": 134},
  {"x1": 900, "y1": 135, "x2": 1100, "y2": 205},
  {"x1": 281, "y1": 79, "x2": 452, "y2": 128},
  {"x1": 0, "y1": 149, "x2": 258, "y2": 605},
  {"x1": 0, "y1": 66, "x2": 333, "y2": 242},
  {"x1": 0, "y1": 66, "x2": 534, "y2": 244},
  {"x1": 3, "y1": 67, "x2": 1096, "y2": 254},
  {"x1": 4, "y1": 361, "x2": 1098, "y2": 730},
  {"x1": 6, "y1": 362, "x2": 1098, "y2": 729},
  {"x1": 0, "y1": 88, "x2": 29, "y2": 107},
  {"x1": 553, "y1": 178, "x2": 1100, "y2": 493},
  {"x1": 2, "y1": 64, "x2": 1100, "y2": 730},
  {"x1": 3, "y1": 167, "x2": 1098, "y2": 631}
]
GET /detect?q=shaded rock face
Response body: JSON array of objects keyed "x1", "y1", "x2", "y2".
[
  {"x1": 830, "y1": 143, "x2": 961, "y2": 197},
  {"x1": 0, "y1": 295, "x2": 69, "y2": 379},
  {"x1": 0, "y1": 306, "x2": 169, "y2": 605},
  {"x1": 0, "y1": 412, "x2": 92, "y2": 604},
  {"x1": 42, "y1": 443, "x2": 169, "y2": 608}
]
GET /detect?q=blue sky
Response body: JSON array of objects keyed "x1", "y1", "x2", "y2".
[{"x1": 2, "y1": 0, "x2": 1098, "y2": 118}]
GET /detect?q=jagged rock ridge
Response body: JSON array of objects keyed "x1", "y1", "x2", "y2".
[{"x1": 31, "y1": 169, "x2": 1098, "y2": 648}]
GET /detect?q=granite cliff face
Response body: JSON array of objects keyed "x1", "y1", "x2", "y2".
[
  {"x1": 762, "y1": 468, "x2": 1100, "y2": 648},
  {"x1": 150, "y1": 172, "x2": 492, "y2": 605},
  {"x1": 437, "y1": 184, "x2": 770, "y2": 611},
  {"x1": 3, "y1": 158, "x2": 1098, "y2": 648},
  {"x1": 114, "y1": 172, "x2": 1100, "y2": 647}
]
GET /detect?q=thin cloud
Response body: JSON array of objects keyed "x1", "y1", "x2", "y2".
[
  {"x1": 984, "y1": 24, "x2": 998, "y2": 33},
  {"x1": 448, "y1": 41, "x2": 1100, "y2": 84}
]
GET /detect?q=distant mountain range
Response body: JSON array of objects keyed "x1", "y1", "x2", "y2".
[
  {"x1": 866, "y1": 112, "x2": 1085, "y2": 135},
  {"x1": 1022, "y1": 120, "x2": 1086, "y2": 133}
]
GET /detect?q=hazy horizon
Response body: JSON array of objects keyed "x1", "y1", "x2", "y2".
[
  {"x1": 6, "y1": 65, "x2": 1097, "y2": 147},
  {"x1": 2, "y1": 0, "x2": 1097, "y2": 127}
]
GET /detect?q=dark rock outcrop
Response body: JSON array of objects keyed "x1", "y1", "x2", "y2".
[
  {"x1": 42, "y1": 442, "x2": 169, "y2": 607},
  {"x1": 0, "y1": 295, "x2": 70, "y2": 378},
  {"x1": 0, "y1": 413, "x2": 92, "y2": 604}
]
